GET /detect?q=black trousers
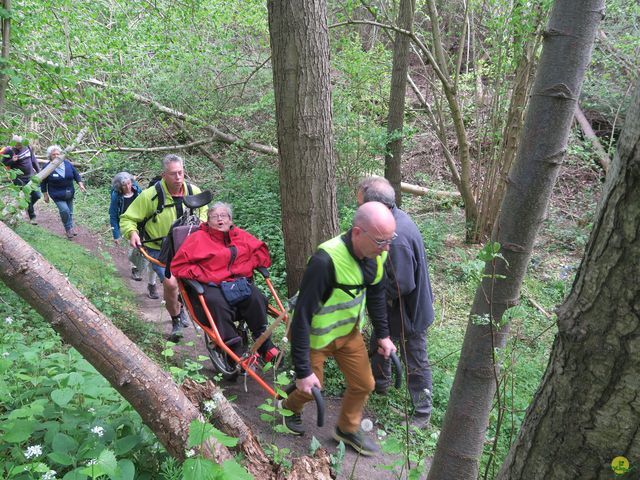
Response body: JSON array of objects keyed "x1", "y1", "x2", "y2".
[
  {"x1": 14, "y1": 176, "x2": 41, "y2": 219},
  {"x1": 187, "y1": 282, "x2": 274, "y2": 356}
]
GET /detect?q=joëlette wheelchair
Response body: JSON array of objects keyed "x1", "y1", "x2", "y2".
[{"x1": 139, "y1": 191, "x2": 325, "y2": 425}]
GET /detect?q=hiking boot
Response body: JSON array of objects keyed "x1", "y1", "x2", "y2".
[
  {"x1": 410, "y1": 413, "x2": 431, "y2": 430},
  {"x1": 333, "y1": 427, "x2": 379, "y2": 456},
  {"x1": 147, "y1": 283, "x2": 159, "y2": 299},
  {"x1": 277, "y1": 399, "x2": 305, "y2": 436},
  {"x1": 373, "y1": 383, "x2": 389, "y2": 396},
  {"x1": 131, "y1": 267, "x2": 143, "y2": 281},
  {"x1": 179, "y1": 308, "x2": 190, "y2": 328},
  {"x1": 65, "y1": 230, "x2": 74, "y2": 240},
  {"x1": 29, "y1": 217, "x2": 38, "y2": 225},
  {"x1": 169, "y1": 317, "x2": 183, "y2": 342}
]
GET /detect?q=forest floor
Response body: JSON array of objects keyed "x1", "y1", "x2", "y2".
[{"x1": 34, "y1": 202, "x2": 408, "y2": 480}]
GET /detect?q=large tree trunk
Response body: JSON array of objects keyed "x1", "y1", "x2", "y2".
[
  {"x1": 427, "y1": 1, "x2": 604, "y2": 478},
  {"x1": 0, "y1": 221, "x2": 231, "y2": 462},
  {"x1": 496, "y1": 79, "x2": 640, "y2": 480},
  {"x1": 384, "y1": 0, "x2": 415, "y2": 207},
  {"x1": 268, "y1": 0, "x2": 339, "y2": 295},
  {"x1": 0, "y1": 0, "x2": 11, "y2": 115}
]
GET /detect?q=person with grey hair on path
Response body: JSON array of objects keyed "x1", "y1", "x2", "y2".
[
  {"x1": 357, "y1": 175, "x2": 435, "y2": 429},
  {"x1": 109, "y1": 172, "x2": 160, "y2": 299},
  {"x1": 119, "y1": 154, "x2": 207, "y2": 341},
  {"x1": 40, "y1": 145, "x2": 86, "y2": 239}
]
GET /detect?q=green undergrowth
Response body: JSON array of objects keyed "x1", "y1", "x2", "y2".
[{"x1": 0, "y1": 224, "x2": 173, "y2": 479}]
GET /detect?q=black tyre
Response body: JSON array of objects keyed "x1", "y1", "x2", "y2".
[{"x1": 205, "y1": 336, "x2": 239, "y2": 381}]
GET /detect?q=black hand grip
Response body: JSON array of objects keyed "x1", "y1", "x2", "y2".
[
  {"x1": 256, "y1": 266, "x2": 270, "y2": 278},
  {"x1": 311, "y1": 386, "x2": 324, "y2": 427},
  {"x1": 283, "y1": 383, "x2": 325, "y2": 427},
  {"x1": 390, "y1": 351, "x2": 402, "y2": 389}
]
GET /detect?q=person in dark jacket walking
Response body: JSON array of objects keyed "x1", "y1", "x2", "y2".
[
  {"x1": 1, "y1": 135, "x2": 42, "y2": 224},
  {"x1": 358, "y1": 176, "x2": 435, "y2": 428},
  {"x1": 40, "y1": 145, "x2": 86, "y2": 239},
  {"x1": 109, "y1": 172, "x2": 159, "y2": 298}
]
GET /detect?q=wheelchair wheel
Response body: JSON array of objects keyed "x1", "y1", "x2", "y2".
[{"x1": 205, "y1": 336, "x2": 239, "y2": 381}]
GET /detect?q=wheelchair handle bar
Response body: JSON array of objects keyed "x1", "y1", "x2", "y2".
[{"x1": 284, "y1": 383, "x2": 325, "y2": 427}]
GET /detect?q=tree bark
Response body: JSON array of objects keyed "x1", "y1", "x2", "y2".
[
  {"x1": 268, "y1": 0, "x2": 339, "y2": 295},
  {"x1": 0, "y1": 222, "x2": 231, "y2": 463},
  {"x1": 0, "y1": 0, "x2": 11, "y2": 115},
  {"x1": 384, "y1": 0, "x2": 415, "y2": 207},
  {"x1": 497, "y1": 78, "x2": 640, "y2": 480},
  {"x1": 428, "y1": 1, "x2": 604, "y2": 479}
]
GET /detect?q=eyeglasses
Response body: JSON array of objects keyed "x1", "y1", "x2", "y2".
[
  {"x1": 361, "y1": 229, "x2": 397, "y2": 247},
  {"x1": 210, "y1": 213, "x2": 229, "y2": 220}
]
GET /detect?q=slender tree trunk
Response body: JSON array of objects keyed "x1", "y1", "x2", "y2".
[
  {"x1": 268, "y1": 0, "x2": 339, "y2": 295},
  {"x1": 428, "y1": 1, "x2": 604, "y2": 478},
  {"x1": 0, "y1": 0, "x2": 11, "y2": 115},
  {"x1": 384, "y1": 0, "x2": 415, "y2": 207},
  {"x1": 497, "y1": 78, "x2": 640, "y2": 480}
]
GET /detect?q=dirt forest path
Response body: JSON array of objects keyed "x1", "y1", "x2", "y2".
[{"x1": 34, "y1": 203, "x2": 416, "y2": 480}]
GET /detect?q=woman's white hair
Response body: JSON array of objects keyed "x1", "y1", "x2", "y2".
[
  {"x1": 209, "y1": 202, "x2": 233, "y2": 221},
  {"x1": 46, "y1": 145, "x2": 62, "y2": 160}
]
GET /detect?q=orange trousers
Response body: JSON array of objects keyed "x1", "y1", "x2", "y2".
[{"x1": 284, "y1": 328, "x2": 374, "y2": 433}]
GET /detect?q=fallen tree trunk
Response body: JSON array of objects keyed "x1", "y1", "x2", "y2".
[
  {"x1": 401, "y1": 181, "x2": 461, "y2": 198},
  {"x1": 83, "y1": 78, "x2": 278, "y2": 157},
  {"x1": 0, "y1": 220, "x2": 231, "y2": 463},
  {"x1": 574, "y1": 105, "x2": 610, "y2": 172}
]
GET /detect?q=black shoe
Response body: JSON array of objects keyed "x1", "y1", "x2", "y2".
[
  {"x1": 169, "y1": 317, "x2": 183, "y2": 342},
  {"x1": 131, "y1": 267, "x2": 143, "y2": 281},
  {"x1": 29, "y1": 217, "x2": 38, "y2": 225},
  {"x1": 333, "y1": 427, "x2": 379, "y2": 456},
  {"x1": 374, "y1": 383, "x2": 389, "y2": 395},
  {"x1": 277, "y1": 400, "x2": 305, "y2": 436},
  {"x1": 179, "y1": 308, "x2": 189, "y2": 328},
  {"x1": 147, "y1": 283, "x2": 159, "y2": 299}
]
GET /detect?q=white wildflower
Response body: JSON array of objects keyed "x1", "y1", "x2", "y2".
[
  {"x1": 86, "y1": 459, "x2": 97, "y2": 466},
  {"x1": 5, "y1": 316, "x2": 13, "y2": 324},
  {"x1": 203, "y1": 400, "x2": 216, "y2": 414},
  {"x1": 90, "y1": 426, "x2": 104, "y2": 437},
  {"x1": 360, "y1": 418, "x2": 373, "y2": 432},
  {"x1": 42, "y1": 470, "x2": 57, "y2": 480},
  {"x1": 2, "y1": 352, "x2": 9, "y2": 358},
  {"x1": 24, "y1": 444, "x2": 43, "y2": 459},
  {"x1": 88, "y1": 407, "x2": 96, "y2": 414},
  {"x1": 281, "y1": 336, "x2": 288, "y2": 343},
  {"x1": 185, "y1": 449, "x2": 196, "y2": 458}
]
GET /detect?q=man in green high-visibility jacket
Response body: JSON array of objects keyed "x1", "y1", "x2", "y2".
[{"x1": 280, "y1": 201, "x2": 397, "y2": 456}]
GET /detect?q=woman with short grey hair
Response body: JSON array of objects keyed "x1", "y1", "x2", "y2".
[{"x1": 40, "y1": 145, "x2": 86, "y2": 239}]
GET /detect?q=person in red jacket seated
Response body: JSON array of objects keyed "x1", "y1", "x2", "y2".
[{"x1": 171, "y1": 202, "x2": 279, "y2": 363}]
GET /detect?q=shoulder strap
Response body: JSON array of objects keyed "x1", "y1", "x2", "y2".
[{"x1": 138, "y1": 181, "x2": 193, "y2": 244}]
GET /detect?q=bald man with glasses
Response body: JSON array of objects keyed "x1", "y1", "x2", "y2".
[
  {"x1": 281, "y1": 201, "x2": 397, "y2": 456},
  {"x1": 357, "y1": 176, "x2": 435, "y2": 429}
]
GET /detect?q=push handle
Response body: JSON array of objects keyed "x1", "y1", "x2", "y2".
[
  {"x1": 390, "y1": 351, "x2": 402, "y2": 389},
  {"x1": 284, "y1": 383, "x2": 325, "y2": 427}
]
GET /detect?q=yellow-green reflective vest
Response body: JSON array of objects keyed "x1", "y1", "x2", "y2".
[{"x1": 309, "y1": 235, "x2": 386, "y2": 349}]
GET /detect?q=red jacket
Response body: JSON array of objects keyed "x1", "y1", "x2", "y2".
[{"x1": 171, "y1": 223, "x2": 271, "y2": 284}]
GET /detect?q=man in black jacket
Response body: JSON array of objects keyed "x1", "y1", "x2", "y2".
[{"x1": 358, "y1": 176, "x2": 435, "y2": 428}]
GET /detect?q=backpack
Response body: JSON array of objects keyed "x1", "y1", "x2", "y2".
[{"x1": 138, "y1": 180, "x2": 194, "y2": 245}]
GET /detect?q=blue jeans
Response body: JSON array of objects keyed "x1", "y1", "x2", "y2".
[
  {"x1": 54, "y1": 199, "x2": 74, "y2": 231},
  {"x1": 144, "y1": 247, "x2": 166, "y2": 281}
]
